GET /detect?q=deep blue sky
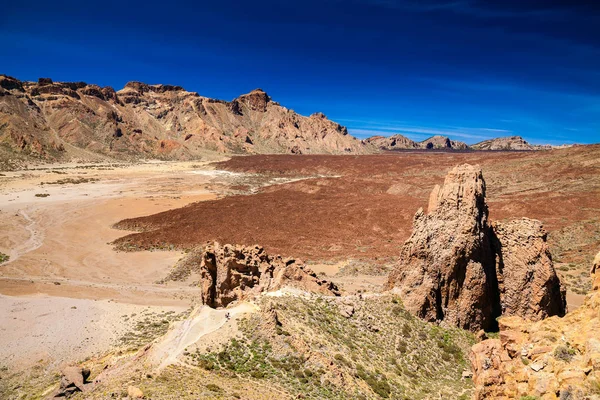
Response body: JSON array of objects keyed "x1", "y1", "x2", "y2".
[{"x1": 2, "y1": 0, "x2": 599, "y2": 145}]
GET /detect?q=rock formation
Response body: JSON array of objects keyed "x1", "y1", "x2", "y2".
[
  {"x1": 54, "y1": 366, "x2": 92, "y2": 397},
  {"x1": 362, "y1": 134, "x2": 468, "y2": 151},
  {"x1": 170, "y1": 243, "x2": 339, "y2": 307},
  {"x1": 386, "y1": 164, "x2": 499, "y2": 331},
  {"x1": 470, "y1": 250, "x2": 600, "y2": 400},
  {"x1": 472, "y1": 135, "x2": 535, "y2": 151},
  {"x1": 492, "y1": 218, "x2": 567, "y2": 321},
  {"x1": 419, "y1": 135, "x2": 468, "y2": 150},
  {"x1": 0, "y1": 74, "x2": 368, "y2": 164},
  {"x1": 592, "y1": 251, "x2": 600, "y2": 291},
  {"x1": 386, "y1": 164, "x2": 566, "y2": 331},
  {"x1": 363, "y1": 134, "x2": 419, "y2": 150}
]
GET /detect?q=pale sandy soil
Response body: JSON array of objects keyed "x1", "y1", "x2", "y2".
[
  {"x1": 0, "y1": 161, "x2": 231, "y2": 371},
  {"x1": 0, "y1": 294, "x2": 184, "y2": 371},
  {"x1": 148, "y1": 302, "x2": 258, "y2": 370}
]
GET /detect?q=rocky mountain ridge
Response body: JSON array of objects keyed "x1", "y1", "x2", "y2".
[
  {"x1": 0, "y1": 75, "x2": 368, "y2": 165},
  {"x1": 1, "y1": 74, "x2": 575, "y2": 167},
  {"x1": 363, "y1": 134, "x2": 468, "y2": 150},
  {"x1": 363, "y1": 133, "x2": 564, "y2": 151}
]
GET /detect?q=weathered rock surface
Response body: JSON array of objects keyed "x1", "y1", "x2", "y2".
[
  {"x1": 470, "y1": 251, "x2": 600, "y2": 400},
  {"x1": 0, "y1": 74, "x2": 369, "y2": 164},
  {"x1": 493, "y1": 218, "x2": 567, "y2": 321},
  {"x1": 592, "y1": 251, "x2": 600, "y2": 291},
  {"x1": 386, "y1": 164, "x2": 566, "y2": 331},
  {"x1": 170, "y1": 243, "x2": 339, "y2": 307},
  {"x1": 386, "y1": 164, "x2": 499, "y2": 331},
  {"x1": 472, "y1": 135, "x2": 536, "y2": 151},
  {"x1": 54, "y1": 366, "x2": 91, "y2": 397},
  {"x1": 363, "y1": 134, "x2": 419, "y2": 150},
  {"x1": 419, "y1": 135, "x2": 468, "y2": 150},
  {"x1": 363, "y1": 134, "x2": 468, "y2": 151}
]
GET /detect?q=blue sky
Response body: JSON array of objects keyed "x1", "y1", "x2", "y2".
[{"x1": 2, "y1": 0, "x2": 599, "y2": 145}]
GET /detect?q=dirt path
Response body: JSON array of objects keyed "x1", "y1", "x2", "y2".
[
  {"x1": 5, "y1": 209, "x2": 44, "y2": 264},
  {"x1": 149, "y1": 302, "x2": 258, "y2": 370}
]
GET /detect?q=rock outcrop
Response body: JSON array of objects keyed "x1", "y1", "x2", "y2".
[
  {"x1": 471, "y1": 250, "x2": 600, "y2": 400},
  {"x1": 54, "y1": 366, "x2": 91, "y2": 397},
  {"x1": 363, "y1": 134, "x2": 419, "y2": 150},
  {"x1": 472, "y1": 135, "x2": 535, "y2": 151},
  {"x1": 170, "y1": 243, "x2": 339, "y2": 307},
  {"x1": 592, "y1": 251, "x2": 600, "y2": 291},
  {"x1": 419, "y1": 135, "x2": 468, "y2": 150},
  {"x1": 493, "y1": 218, "x2": 567, "y2": 321},
  {"x1": 386, "y1": 164, "x2": 566, "y2": 331},
  {"x1": 362, "y1": 134, "x2": 468, "y2": 151},
  {"x1": 0, "y1": 74, "x2": 369, "y2": 164},
  {"x1": 386, "y1": 164, "x2": 499, "y2": 331}
]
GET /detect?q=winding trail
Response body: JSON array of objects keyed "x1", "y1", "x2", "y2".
[
  {"x1": 6, "y1": 209, "x2": 44, "y2": 265},
  {"x1": 149, "y1": 302, "x2": 258, "y2": 370}
]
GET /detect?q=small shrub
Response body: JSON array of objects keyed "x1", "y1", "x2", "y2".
[
  {"x1": 554, "y1": 345, "x2": 577, "y2": 362},
  {"x1": 205, "y1": 383, "x2": 223, "y2": 392}
]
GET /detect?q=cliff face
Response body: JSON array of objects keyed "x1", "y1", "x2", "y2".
[
  {"x1": 0, "y1": 75, "x2": 369, "y2": 163},
  {"x1": 386, "y1": 164, "x2": 566, "y2": 332}
]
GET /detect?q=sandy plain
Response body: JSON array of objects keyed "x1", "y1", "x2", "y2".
[{"x1": 0, "y1": 161, "x2": 226, "y2": 372}]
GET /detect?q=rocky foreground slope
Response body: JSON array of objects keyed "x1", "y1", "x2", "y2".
[
  {"x1": 0, "y1": 75, "x2": 367, "y2": 165},
  {"x1": 386, "y1": 164, "x2": 566, "y2": 332},
  {"x1": 471, "y1": 251, "x2": 600, "y2": 399}
]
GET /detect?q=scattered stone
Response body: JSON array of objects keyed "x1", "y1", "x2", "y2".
[
  {"x1": 55, "y1": 366, "x2": 91, "y2": 397},
  {"x1": 127, "y1": 385, "x2": 144, "y2": 398},
  {"x1": 339, "y1": 304, "x2": 354, "y2": 318}
]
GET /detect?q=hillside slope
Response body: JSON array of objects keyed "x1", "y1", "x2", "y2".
[
  {"x1": 471, "y1": 136, "x2": 536, "y2": 151},
  {"x1": 363, "y1": 134, "x2": 468, "y2": 150},
  {"x1": 0, "y1": 75, "x2": 368, "y2": 165}
]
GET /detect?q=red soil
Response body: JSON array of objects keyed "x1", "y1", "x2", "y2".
[{"x1": 114, "y1": 146, "x2": 600, "y2": 265}]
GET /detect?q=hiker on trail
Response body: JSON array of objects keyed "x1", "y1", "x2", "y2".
[{"x1": 225, "y1": 312, "x2": 230, "y2": 321}]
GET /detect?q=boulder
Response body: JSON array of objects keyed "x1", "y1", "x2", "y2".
[
  {"x1": 127, "y1": 386, "x2": 144, "y2": 398},
  {"x1": 55, "y1": 366, "x2": 91, "y2": 397}
]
